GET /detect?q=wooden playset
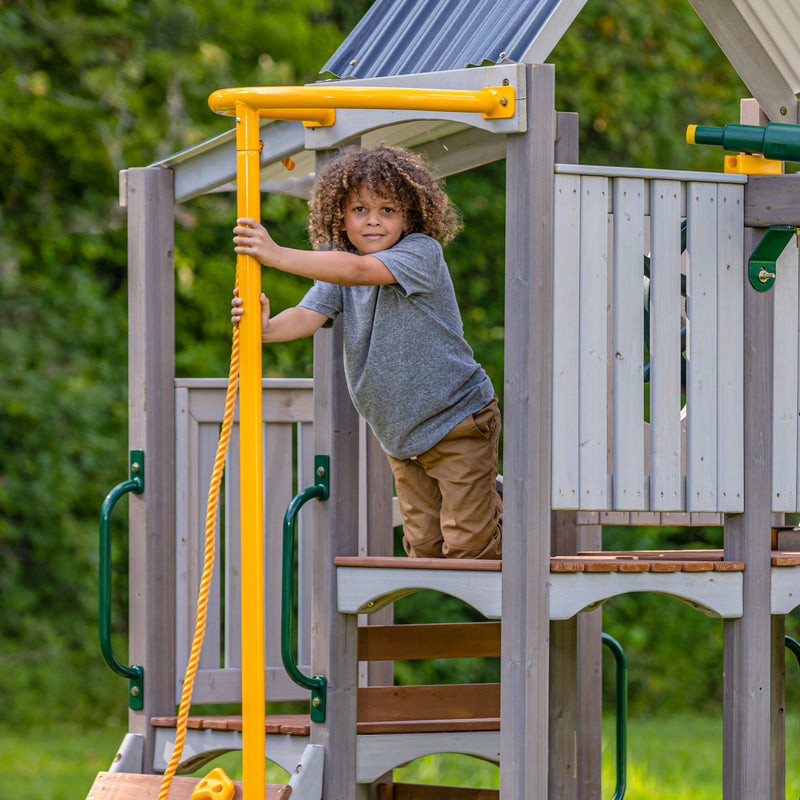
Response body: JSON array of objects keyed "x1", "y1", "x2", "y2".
[{"x1": 88, "y1": 2, "x2": 800, "y2": 798}]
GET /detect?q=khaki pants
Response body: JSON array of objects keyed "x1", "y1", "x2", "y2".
[{"x1": 386, "y1": 397, "x2": 502, "y2": 559}]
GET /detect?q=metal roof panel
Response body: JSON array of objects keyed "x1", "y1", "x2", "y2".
[{"x1": 321, "y1": 0, "x2": 568, "y2": 79}]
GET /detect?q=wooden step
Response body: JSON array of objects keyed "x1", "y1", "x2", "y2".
[
  {"x1": 151, "y1": 715, "x2": 311, "y2": 735},
  {"x1": 86, "y1": 772, "x2": 290, "y2": 800},
  {"x1": 377, "y1": 782, "x2": 498, "y2": 799}
]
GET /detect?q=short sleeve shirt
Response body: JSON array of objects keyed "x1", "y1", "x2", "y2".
[{"x1": 298, "y1": 234, "x2": 494, "y2": 459}]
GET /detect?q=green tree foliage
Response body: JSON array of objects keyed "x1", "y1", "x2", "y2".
[{"x1": 0, "y1": 0, "x2": 779, "y2": 727}]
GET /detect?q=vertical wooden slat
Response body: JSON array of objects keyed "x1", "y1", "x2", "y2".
[
  {"x1": 579, "y1": 177, "x2": 610, "y2": 509},
  {"x1": 649, "y1": 179, "x2": 683, "y2": 510},
  {"x1": 225, "y1": 420, "x2": 242, "y2": 669},
  {"x1": 126, "y1": 167, "x2": 176, "y2": 772},
  {"x1": 686, "y1": 182, "x2": 719, "y2": 511},
  {"x1": 297, "y1": 419, "x2": 315, "y2": 667},
  {"x1": 264, "y1": 423, "x2": 294, "y2": 675},
  {"x1": 773, "y1": 242, "x2": 799, "y2": 511},
  {"x1": 174, "y1": 386, "x2": 193, "y2": 698},
  {"x1": 552, "y1": 173, "x2": 581, "y2": 509},
  {"x1": 501, "y1": 62, "x2": 554, "y2": 800},
  {"x1": 716, "y1": 184, "x2": 744, "y2": 513},
  {"x1": 612, "y1": 177, "x2": 646, "y2": 510}
]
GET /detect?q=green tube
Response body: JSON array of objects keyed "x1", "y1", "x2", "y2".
[{"x1": 687, "y1": 122, "x2": 800, "y2": 162}]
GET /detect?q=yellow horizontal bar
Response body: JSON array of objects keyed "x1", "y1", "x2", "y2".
[{"x1": 208, "y1": 84, "x2": 515, "y2": 124}]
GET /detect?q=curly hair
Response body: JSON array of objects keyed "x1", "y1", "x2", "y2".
[{"x1": 308, "y1": 144, "x2": 461, "y2": 251}]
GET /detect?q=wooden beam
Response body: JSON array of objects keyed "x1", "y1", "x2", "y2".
[
  {"x1": 744, "y1": 175, "x2": 800, "y2": 227},
  {"x1": 501, "y1": 63, "x2": 555, "y2": 800},
  {"x1": 310, "y1": 175, "x2": 360, "y2": 798},
  {"x1": 688, "y1": 0, "x2": 798, "y2": 122},
  {"x1": 722, "y1": 223, "x2": 774, "y2": 799},
  {"x1": 126, "y1": 167, "x2": 176, "y2": 772}
]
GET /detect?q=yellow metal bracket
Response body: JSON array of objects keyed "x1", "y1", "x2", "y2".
[{"x1": 209, "y1": 84, "x2": 515, "y2": 127}]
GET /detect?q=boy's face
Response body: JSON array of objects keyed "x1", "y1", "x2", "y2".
[{"x1": 342, "y1": 185, "x2": 405, "y2": 255}]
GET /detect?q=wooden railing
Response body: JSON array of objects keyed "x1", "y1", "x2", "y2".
[
  {"x1": 551, "y1": 165, "x2": 749, "y2": 514},
  {"x1": 174, "y1": 378, "x2": 315, "y2": 705}
]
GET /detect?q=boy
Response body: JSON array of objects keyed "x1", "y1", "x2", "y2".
[{"x1": 232, "y1": 144, "x2": 501, "y2": 559}]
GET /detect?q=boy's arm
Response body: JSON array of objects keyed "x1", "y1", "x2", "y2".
[
  {"x1": 263, "y1": 305, "x2": 328, "y2": 342},
  {"x1": 233, "y1": 218, "x2": 395, "y2": 286},
  {"x1": 232, "y1": 289, "x2": 328, "y2": 342}
]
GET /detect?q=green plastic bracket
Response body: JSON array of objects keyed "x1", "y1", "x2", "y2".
[
  {"x1": 748, "y1": 225, "x2": 798, "y2": 291},
  {"x1": 281, "y1": 455, "x2": 330, "y2": 722},
  {"x1": 98, "y1": 450, "x2": 145, "y2": 710}
]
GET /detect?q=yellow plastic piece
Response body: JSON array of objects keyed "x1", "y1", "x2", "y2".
[
  {"x1": 193, "y1": 768, "x2": 236, "y2": 800},
  {"x1": 208, "y1": 84, "x2": 515, "y2": 126},
  {"x1": 686, "y1": 124, "x2": 697, "y2": 145},
  {"x1": 724, "y1": 153, "x2": 783, "y2": 175}
]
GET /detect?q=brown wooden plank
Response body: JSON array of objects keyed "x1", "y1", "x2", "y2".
[
  {"x1": 358, "y1": 717, "x2": 500, "y2": 734},
  {"x1": 149, "y1": 715, "x2": 310, "y2": 735},
  {"x1": 578, "y1": 550, "x2": 725, "y2": 560},
  {"x1": 616, "y1": 561, "x2": 652, "y2": 573},
  {"x1": 86, "y1": 772, "x2": 290, "y2": 800},
  {"x1": 358, "y1": 684, "x2": 500, "y2": 723},
  {"x1": 548, "y1": 557, "x2": 585, "y2": 573},
  {"x1": 714, "y1": 561, "x2": 745, "y2": 572},
  {"x1": 772, "y1": 553, "x2": 800, "y2": 566},
  {"x1": 582, "y1": 561, "x2": 621, "y2": 573},
  {"x1": 649, "y1": 561, "x2": 684, "y2": 573},
  {"x1": 681, "y1": 561, "x2": 717, "y2": 572},
  {"x1": 378, "y1": 782, "x2": 499, "y2": 800},
  {"x1": 358, "y1": 622, "x2": 501, "y2": 661},
  {"x1": 334, "y1": 556, "x2": 502, "y2": 571}
]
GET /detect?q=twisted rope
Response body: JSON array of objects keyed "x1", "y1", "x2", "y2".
[{"x1": 158, "y1": 319, "x2": 240, "y2": 800}]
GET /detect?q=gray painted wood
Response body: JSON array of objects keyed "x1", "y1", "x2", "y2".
[
  {"x1": 500, "y1": 62, "x2": 555, "y2": 800},
  {"x1": 744, "y1": 175, "x2": 800, "y2": 227},
  {"x1": 579, "y1": 176, "x2": 610, "y2": 509},
  {"x1": 686, "y1": 182, "x2": 719, "y2": 511},
  {"x1": 311, "y1": 209, "x2": 360, "y2": 798},
  {"x1": 723, "y1": 227, "x2": 774, "y2": 800},
  {"x1": 173, "y1": 381, "x2": 314, "y2": 703},
  {"x1": 126, "y1": 167, "x2": 177, "y2": 772},
  {"x1": 612, "y1": 177, "x2": 646, "y2": 510},
  {"x1": 715, "y1": 184, "x2": 744, "y2": 513},
  {"x1": 552, "y1": 172, "x2": 581, "y2": 509},
  {"x1": 649, "y1": 180, "x2": 683, "y2": 510},
  {"x1": 688, "y1": 0, "x2": 798, "y2": 122},
  {"x1": 771, "y1": 241, "x2": 799, "y2": 511}
]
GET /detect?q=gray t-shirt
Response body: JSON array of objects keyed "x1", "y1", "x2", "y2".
[{"x1": 298, "y1": 233, "x2": 494, "y2": 459}]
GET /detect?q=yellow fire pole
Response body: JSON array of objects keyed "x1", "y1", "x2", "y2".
[
  {"x1": 207, "y1": 83, "x2": 516, "y2": 800},
  {"x1": 234, "y1": 100, "x2": 266, "y2": 800}
]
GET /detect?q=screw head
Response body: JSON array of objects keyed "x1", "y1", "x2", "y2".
[
  {"x1": 312, "y1": 697, "x2": 321, "y2": 708},
  {"x1": 316, "y1": 465, "x2": 325, "y2": 477}
]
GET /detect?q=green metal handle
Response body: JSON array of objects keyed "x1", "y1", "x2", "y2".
[
  {"x1": 602, "y1": 632, "x2": 628, "y2": 800},
  {"x1": 749, "y1": 225, "x2": 797, "y2": 291},
  {"x1": 281, "y1": 454, "x2": 329, "y2": 722},
  {"x1": 98, "y1": 450, "x2": 145, "y2": 710}
]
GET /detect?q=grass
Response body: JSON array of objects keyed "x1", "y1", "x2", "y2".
[{"x1": 4, "y1": 713, "x2": 800, "y2": 799}]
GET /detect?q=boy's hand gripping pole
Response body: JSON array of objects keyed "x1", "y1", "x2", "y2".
[{"x1": 235, "y1": 101, "x2": 267, "y2": 800}]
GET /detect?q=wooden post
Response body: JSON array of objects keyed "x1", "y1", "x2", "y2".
[
  {"x1": 549, "y1": 111, "x2": 602, "y2": 800},
  {"x1": 722, "y1": 98, "x2": 774, "y2": 797},
  {"x1": 501, "y1": 63, "x2": 555, "y2": 800},
  {"x1": 311, "y1": 148, "x2": 361, "y2": 799},
  {"x1": 126, "y1": 166, "x2": 177, "y2": 772}
]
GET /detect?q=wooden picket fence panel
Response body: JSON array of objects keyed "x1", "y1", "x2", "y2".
[{"x1": 551, "y1": 165, "x2": 748, "y2": 513}]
